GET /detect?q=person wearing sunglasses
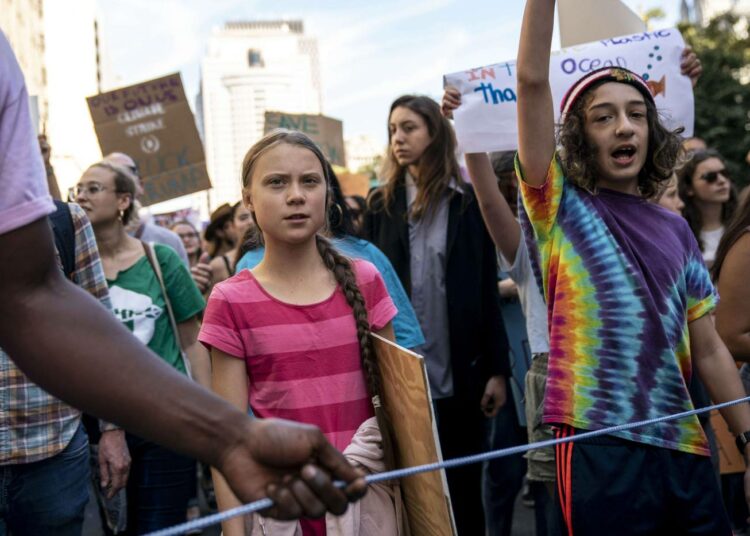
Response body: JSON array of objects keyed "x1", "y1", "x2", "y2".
[{"x1": 679, "y1": 149, "x2": 738, "y2": 267}]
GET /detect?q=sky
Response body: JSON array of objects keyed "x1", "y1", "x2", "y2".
[{"x1": 97, "y1": 0, "x2": 682, "y2": 147}]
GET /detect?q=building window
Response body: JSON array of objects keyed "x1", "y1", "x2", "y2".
[{"x1": 248, "y1": 49, "x2": 264, "y2": 67}]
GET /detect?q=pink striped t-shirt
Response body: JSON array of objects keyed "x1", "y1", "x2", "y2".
[{"x1": 199, "y1": 259, "x2": 397, "y2": 451}]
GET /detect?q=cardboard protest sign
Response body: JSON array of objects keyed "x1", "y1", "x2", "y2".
[
  {"x1": 87, "y1": 73, "x2": 211, "y2": 206},
  {"x1": 372, "y1": 334, "x2": 457, "y2": 536},
  {"x1": 264, "y1": 112, "x2": 345, "y2": 167},
  {"x1": 711, "y1": 410, "x2": 747, "y2": 474},
  {"x1": 444, "y1": 28, "x2": 693, "y2": 153},
  {"x1": 337, "y1": 171, "x2": 370, "y2": 198},
  {"x1": 559, "y1": 0, "x2": 646, "y2": 48}
]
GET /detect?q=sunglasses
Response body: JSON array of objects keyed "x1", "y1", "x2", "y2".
[{"x1": 699, "y1": 169, "x2": 730, "y2": 184}]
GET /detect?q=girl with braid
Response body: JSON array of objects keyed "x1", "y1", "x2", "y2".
[{"x1": 199, "y1": 130, "x2": 399, "y2": 536}]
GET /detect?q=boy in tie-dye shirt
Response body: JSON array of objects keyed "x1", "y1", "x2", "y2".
[{"x1": 516, "y1": 1, "x2": 750, "y2": 534}]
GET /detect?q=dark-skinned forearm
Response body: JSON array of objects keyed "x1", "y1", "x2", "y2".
[{"x1": 0, "y1": 218, "x2": 244, "y2": 467}]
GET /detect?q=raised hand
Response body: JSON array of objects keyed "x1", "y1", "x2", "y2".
[
  {"x1": 680, "y1": 46, "x2": 702, "y2": 88},
  {"x1": 441, "y1": 86, "x2": 462, "y2": 119}
]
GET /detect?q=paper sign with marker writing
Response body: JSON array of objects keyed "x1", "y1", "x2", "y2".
[
  {"x1": 443, "y1": 28, "x2": 693, "y2": 153},
  {"x1": 87, "y1": 73, "x2": 211, "y2": 206}
]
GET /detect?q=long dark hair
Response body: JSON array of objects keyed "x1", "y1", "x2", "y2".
[
  {"x1": 375, "y1": 95, "x2": 465, "y2": 219},
  {"x1": 711, "y1": 191, "x2": 750, "y2": 281},
  {"x1": 239, "y1": 129, "x2": 395, "y2": 468},
  {"x1": 678, "y1": 149, "x2": 738, "y2": 251},
  {"x1": 557, "y1": 81, "x2": 683, "y2": 198}
]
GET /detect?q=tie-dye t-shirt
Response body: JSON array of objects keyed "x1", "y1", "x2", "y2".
[{"x1": 517, "y1": 153, "x2": 716, "y2": 456}]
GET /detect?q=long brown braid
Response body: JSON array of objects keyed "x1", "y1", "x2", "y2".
[
  {"x1": 314, "y1": 234, "x2": 396, "y2": 471},
  {"x1": 241, "y1": 129, "x2": 396, "y2": 469}
]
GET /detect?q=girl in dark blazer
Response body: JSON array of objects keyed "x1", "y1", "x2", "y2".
[{"x1": 363, "y1": 95, "x2": 510, "y2": 536}]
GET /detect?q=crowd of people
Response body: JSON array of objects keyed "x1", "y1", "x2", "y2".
[{"x1": 4, "y1": 1, "x2": 750, "y2": 535}]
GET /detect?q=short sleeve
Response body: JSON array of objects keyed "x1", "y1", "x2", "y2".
[
  {"x1": 497, "y1": 232, "x2": 530, "y2": 287},
  {"x1": 156, "y1": 244, "x2": 205, "y2": 322},
  {"x1": 235, "y1": 248, "x2": 265, "y2": 272},
  {"x1": 70, "y1": 203, "x2": 111, "y2": 310},
  {"x1": 684, "y1": 242, "x2": 718, "y2": 323},
  {"x1": 199, "y1": 285, "x2": 245, "y2": 358},
  {"x1": 517, "y1": 152, "x2": 565, "y2": 242},
  {"x1": 353, "y1": 260, "x2": 397, "y2": 332},
  {"x1": 0, "y1": 34, "x2": 54, "y2": 235}
]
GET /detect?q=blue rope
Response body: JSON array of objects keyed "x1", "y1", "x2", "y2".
[{"x1": 145, "y1": 394, "x2": 750, "y2": 536}]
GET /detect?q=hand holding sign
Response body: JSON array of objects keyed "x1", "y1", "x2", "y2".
[
  {"x1": 441, "y1": 87, "x2": 461, "y2": 120},
  {"x1": 681, "y1": 47, "x2": 702, "y2": 87},
  {"x1": 443, "y1": 29, "x2": 695, "y2": 153}
]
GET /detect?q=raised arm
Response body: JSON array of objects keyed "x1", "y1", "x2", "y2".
[
  {"x1": 465, "y1": 153, "x2": 522, "y2": 263},
  {"x1": 516, "y1": 0, "x2": 557, "y2": 186},
  {"x1": 442, "y1": 88, "x2": 521, "y2": 263}
]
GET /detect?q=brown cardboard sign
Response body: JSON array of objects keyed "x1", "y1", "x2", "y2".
[
  {"x1": 264, "y1": 111, "x2": 345, "y2": 167},
  {"x1": 711, "y1": 410, "x2": 747, "y2": 475},
  {"x1": 87, "y1": 73, "x2": 211, "y2": 206},
  {"x1": 558, "y1": 0, "x2": 646, "y2": 48},
  {"x1": 371, "y1": 334, "x2": 457, "y2": 536}
]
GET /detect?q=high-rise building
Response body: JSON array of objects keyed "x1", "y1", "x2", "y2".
[
  {"x1": 345, "y1": 134, "x2": 384, "y2": 173},
  {"x1": 200, "y1": 20, "x2": 322, "y2": 208},
  {"x1": 1, "y1": 0, "x2": 47, "y2": 130}
]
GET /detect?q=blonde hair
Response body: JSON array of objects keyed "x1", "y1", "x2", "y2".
[{"x1": 86, "y1": 161, "x2": 138, "y2": 224}]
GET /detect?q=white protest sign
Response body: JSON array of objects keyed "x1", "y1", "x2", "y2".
[{"x1": 443, "y1": 29, "x2": 694, "y2": 153}]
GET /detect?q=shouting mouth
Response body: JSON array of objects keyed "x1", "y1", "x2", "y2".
[{"x1": 611, "y1": 145, "x2": 637, "y2": 166}]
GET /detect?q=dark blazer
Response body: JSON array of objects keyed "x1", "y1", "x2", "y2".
[{"x1": 362, "y1": 181, "x2": 510, "y2": 400}]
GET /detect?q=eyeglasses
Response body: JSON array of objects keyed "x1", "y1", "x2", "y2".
[
  {"x1": 71, "y1": 182, "x2": 111, "y2": 198},
  {"x1": 699, "y1": 169, "x2": 730, "y2": 184},
  {"x1": 177, "y1": 232, "x2": 199, "y2": 240}
]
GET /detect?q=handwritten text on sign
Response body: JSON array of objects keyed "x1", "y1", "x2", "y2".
[
  {"x1": 443, "y1": 29, "x2": 693, "y2": 153},
  {"x1": 264, "y1": 112, "x2": 346, "y2": 167},
  {"x1": 87, "y1": 73, "x2": 211, "y2": 206}
]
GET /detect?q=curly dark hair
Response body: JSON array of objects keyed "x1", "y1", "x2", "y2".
[
  {"x1": 557, "y1": 80, "x2": 684, "y2": 198},
  {"x1": 677, "y1": 149, "x2": 738, "y2": 252}
]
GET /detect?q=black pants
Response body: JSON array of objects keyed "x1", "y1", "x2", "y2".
[
  {"x1": 554, "y1": 425, "x2": 731, "y2": 536},
  {"x1": 434, "y1": 394, "x2": 486, "y2": 536},
  {"x1": 125, "y1": 434, "x2": 196, "y2": 535},
  {"x1": 482, "y1": 393, "x2": 527, "y2": 536}
]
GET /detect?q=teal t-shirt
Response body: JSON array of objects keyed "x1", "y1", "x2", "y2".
[{"x1": 108, "y1": 244, "x2": 205, "y2": 374}]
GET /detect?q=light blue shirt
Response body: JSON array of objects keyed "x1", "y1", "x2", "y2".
[{"x1": 236, "y1": 236, "x2": 425, "y2": 349}]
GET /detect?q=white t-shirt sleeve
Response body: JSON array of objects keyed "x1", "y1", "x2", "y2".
[
  {"x1": 0, "y1": 32, "x2": 54, "y2": 235},
  {"x1": 497, "y1": 236, "x2": 531, "y2": 287},
  {"x1": 497, "y1": 234, "x2": 550, "y2": 354}
]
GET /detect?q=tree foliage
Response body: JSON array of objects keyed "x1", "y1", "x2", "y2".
[
  {"x1": 643, "y1": 8, "x2": 667, "y2": 30},
  {"x1": 679, "y1": 13, "x2": 750, "y2": 186}
]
